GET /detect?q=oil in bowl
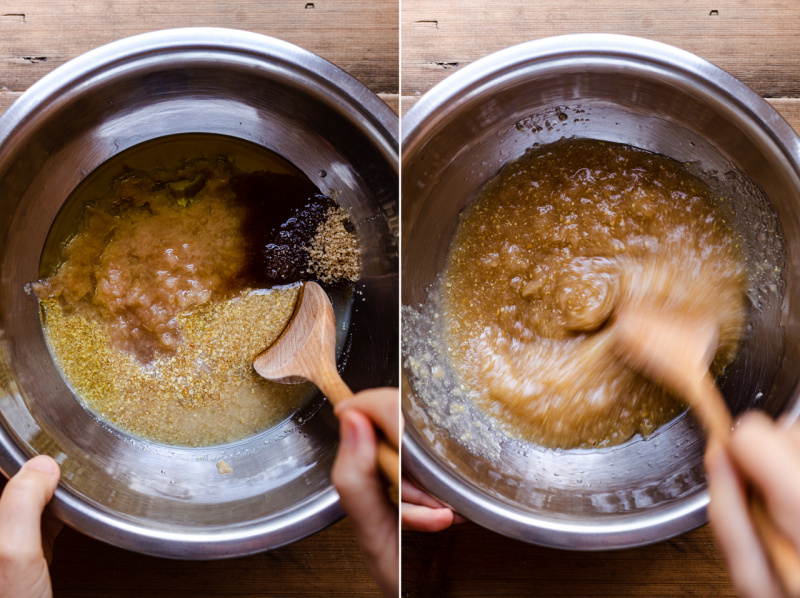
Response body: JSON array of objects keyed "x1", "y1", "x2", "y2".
[{"x1": 30, "y1": 133, "x2": 360, "y2": 447}]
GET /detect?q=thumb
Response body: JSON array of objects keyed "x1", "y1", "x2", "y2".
[
  {"x1": 332, "y1": 409, "x2": 396, "y2": 540},
  {"x1": 0, "y1": 456, "x2": 61, "y2": 561}
]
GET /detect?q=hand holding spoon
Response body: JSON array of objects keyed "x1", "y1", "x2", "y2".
[
  {"x1": 254, "y1": 281, "x2": 400, "y2": 487},
  {"x1": 611, "y1": 301, "x2": 800, "y2": 597}
]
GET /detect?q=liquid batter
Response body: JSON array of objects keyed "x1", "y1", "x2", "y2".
[{"x1": 441, "y1": 138, "x2": 747, "y2": 449}]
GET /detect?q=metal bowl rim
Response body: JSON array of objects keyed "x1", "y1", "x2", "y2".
[
  {"x1": 0, "y1": 27, "x2": 397, "y2": 558},
  {"x1": 400, "y1": 33, "x2": 800, "y2": 550}
]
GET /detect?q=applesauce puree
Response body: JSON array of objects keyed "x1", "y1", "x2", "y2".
[
  {"x1": 33, "y1": 159, "x2": 248, "y2": 362},
  {"x1": 442, "y1": 138, "x2": 747, "y2": 449}
]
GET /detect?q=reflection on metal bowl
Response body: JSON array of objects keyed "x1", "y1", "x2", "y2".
[
  {"x1": 401, "y1": 34, "x2": 800, "y2": 550},
  {"x1": 0, "y1": 28, "x2": 398, "y2": 559}
]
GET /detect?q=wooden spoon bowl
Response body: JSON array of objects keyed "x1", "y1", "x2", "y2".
[{"x1": 254, "y1": 281, "x2": 399, "y2": 487}]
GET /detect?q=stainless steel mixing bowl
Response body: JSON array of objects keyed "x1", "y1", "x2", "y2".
[
  {"x1": 0, "y1": 28, "x2": 398, "y2": 558},
  {"x1": 401, "y1": 34, "x2": 800, "y2": 549}
]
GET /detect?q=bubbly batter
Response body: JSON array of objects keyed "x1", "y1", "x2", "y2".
[{"x1": 441, "y1": 138, "x2": 747, "y2": 449}]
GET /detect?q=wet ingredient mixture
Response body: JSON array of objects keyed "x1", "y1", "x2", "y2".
[
  {"x1": 32, "y1": 152, "x2": 359, "y2": 446},
  {"x1": 41, "y1": 287, "x2": 302, "y2": 446},
  {"x1": 441, "y1": 138, "x2": 747, "y2": 449}
]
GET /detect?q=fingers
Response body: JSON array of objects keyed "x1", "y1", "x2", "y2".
[
  {"x1": 401, "y1": 477, "x2": 448, "y2": 510},
  {"x1": 0, "y1": 456, "x2": 61, "y2": 562},
  {"x1": 728, "y1": 412, "x2": 800, "y2": 553},
  {"x1": 401, "y1": 502, "x2": 457, "y2": 532},
  {"x1": 40, "y1": 511, "x2": 63, "y2": 567},
  {"x1": 331, "y1": 409, "x2": 398, "y2": 597},
  {"x1": 400, "y1": 477, "x2": 464, "y2": 531},
  {"x1": 334, "y1": 388, "x2": 401, "y2": 448},
  {"x1": 0, "y1": 456, "x2": 60, "y2": 598},
  {"x1": 705, "y1": 440, "x2": 783, "y2": 598},
  {"x1": 336, "y1": 387, "x2": 462, "y2": 533},
  {"x1": 778, "y1": 414, "x2": 800, "y2": 455}
]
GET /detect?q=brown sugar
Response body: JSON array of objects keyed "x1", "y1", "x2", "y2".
[{"x1": 306, "y1": 206, "x2": 361, "y2": 284}]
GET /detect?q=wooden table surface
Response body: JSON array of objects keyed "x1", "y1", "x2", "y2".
[
  {"x1": 400, "y1": 1, "x2": 799, "y2": 597},
  {"x1": 0, "y1": 2, "x2": 396, "y2": 597},
  {"x1": 4, "y1": 1, "x2": 800, "y2": 597}
]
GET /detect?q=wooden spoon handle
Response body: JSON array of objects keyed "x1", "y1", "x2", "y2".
[
  {"x1": 693, "y1": 377, "x2": 800, "y2": 596},
  {"x1": 313, "y1": 361, "x2": 355, "y2": 408},
  {"x1": 318, "y1": 363, "x2": 400, "y2": 488},
  {"x1": 751, "y1": 494, "x2": 800, "y2": 597},
  {"x1": 688, "y1": 373, "x2": 733, "y2": 440},
  {"x1": 378, "y1": 442, "x2": 401, "y2": 490}
]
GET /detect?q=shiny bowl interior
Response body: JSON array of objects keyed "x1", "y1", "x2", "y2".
[
  {"x1": 0, "y1": 28, "x2": 398, "y2": 558},
  {"x1": 401, "y1": 34, "x2": 800, "y2": 550}
]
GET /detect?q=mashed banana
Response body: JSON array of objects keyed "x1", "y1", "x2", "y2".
[{"x1": 33, "y1": 159, "x2": 247, "y2": 362}]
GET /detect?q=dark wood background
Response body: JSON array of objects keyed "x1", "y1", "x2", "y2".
[
  {"x1": 0, "y1": 1, "x2": 397, "y2": 596},
  {"x1": 400, "y1": 1, "x2": 799, "y2": 597}
]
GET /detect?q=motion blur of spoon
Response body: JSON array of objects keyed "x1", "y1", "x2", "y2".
[
  {"x1": 611, "y1": 303, "x2": 731, "y2": 439},
  {"x1": 254, "y1": 281, "x2": 400, "y2": 487},
  {"x1": 609, "y1": 300, "x2": 800, "y2": 597}
]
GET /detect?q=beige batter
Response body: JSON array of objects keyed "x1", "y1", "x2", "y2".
[{"x1": 442, "y1": 138, "x2": 747, "y2": 449}]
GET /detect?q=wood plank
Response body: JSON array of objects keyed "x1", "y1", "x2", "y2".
[
  {"x1": 402, "y1": 523, "x2": 735, "y2": 598},
  {"x1": 402, "y1": 0, "x2": 800, "y2": 99},
  {"x1": 0, "y1": 0, "x2": 398, "y2": 95},
  {"x1": 378, "y1": 92, "x2": 399, "y2": 115},
  {"x1": 771, "y1": 98, "x2": 800, "y2": 135},
  {"x1": 0, "y1": 91, "x2": 21, "y2": 115}
]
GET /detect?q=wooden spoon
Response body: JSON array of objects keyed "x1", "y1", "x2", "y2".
[
  {"x1": 611, "y1": 303, "x2": 732, "y2": 439},
  {"x1": 254, "y1": 281, "x2": 399, "y2": 487},
  {"x1": 612, "y1": 302, "x2": 800, "y2": 597}
]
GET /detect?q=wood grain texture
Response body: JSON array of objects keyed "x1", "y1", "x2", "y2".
[
  {"x1": 401, "y1": 97, "x2": 800, "y2": 134},
  {"x1": 402, "y1": 523, "x2": 735, "y2": 598},
  {"x1": 402, "y1": 0, "x2": 800, "y2": 102},
  {"x1": 0, "y1": 91, "x2": 20, "y2": 115},
  {"x1": 0, "y1": 0, "x2": 398, "y2": 95},
  {"x1": 0, "y1": 91, "x2": 399, "y2": 116}
]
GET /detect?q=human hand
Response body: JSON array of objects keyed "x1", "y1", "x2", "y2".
[
  {"x1": 0, "y1": 455, "x2": 61, "y2": 598},
  {"x1": 331, "y1": 387, "x2": 400, "y2": 598},
  {"x1": 401, "y1": 476, "x2": 464, "y2": 532},
  {"x1": 705, "y1": 411, "x2": 800, "y2": 598}
]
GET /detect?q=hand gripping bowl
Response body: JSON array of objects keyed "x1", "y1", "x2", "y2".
[
  {"x1": 0, "y1": 28, "x2": 398, "y2": 558},
  {"x1": 401, "y1": 34, "x2": 800, "y2": 550}
]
